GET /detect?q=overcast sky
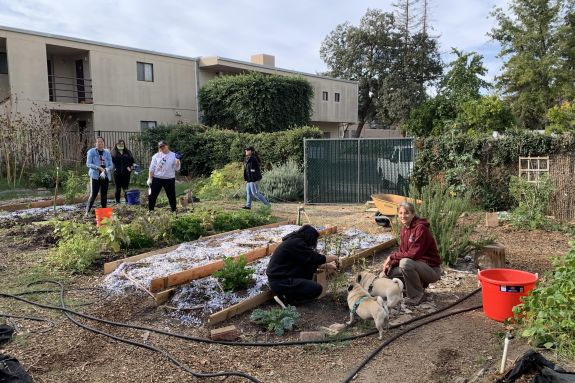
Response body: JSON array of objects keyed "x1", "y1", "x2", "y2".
[{"x1": 0, "y1": 0, "x2": 509, "y2": 85}]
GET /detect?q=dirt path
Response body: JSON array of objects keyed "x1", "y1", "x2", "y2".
[{"x1": 0, "y1": 202, "x2": 573, "y2": 383}]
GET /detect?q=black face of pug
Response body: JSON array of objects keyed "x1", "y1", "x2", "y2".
[{"x1": 347, "y1": 284, "x2": 354, "y2": 292}]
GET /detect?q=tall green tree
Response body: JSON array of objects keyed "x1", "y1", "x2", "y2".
[
  {"x1": 320, "y1": 7, "x2": 441, "y2": 136},
  {"x1": 490, "y1": 0, "x2": 566, "y2": 129},
  {"x1": 320, "y1": 9, "x2": 398, "y2": 137}
]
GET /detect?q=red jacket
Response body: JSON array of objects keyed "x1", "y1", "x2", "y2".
[{"x1": 389, "y1": 217, "x2": 441, "y2": 268}]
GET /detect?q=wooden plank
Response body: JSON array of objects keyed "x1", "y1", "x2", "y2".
[
  {"x1": 149, "y1": 225, "x2": 337, "y2": 293},
  {"x1": 150, "y1": 244, "x2": 274, "y2": 292},
  {"x1": 153, "y1": 288, "x2": 175, "y2": 305},
  {"x1": 340, "y1": 238, "x2": 397, "y2": 269},
  {"x1": 210, "y1": 325, "x2": 240, "y2": 341},
  {"x1": 103, "y1": 219, "x2": 294, "y2": 274},
  {"x1": 207, "y1": 290, "x2": 274, "y2": 326}
]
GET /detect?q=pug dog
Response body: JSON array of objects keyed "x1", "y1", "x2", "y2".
[
  {"x1": 346, "y1": 283, "x2": 389, "y2": 339},
  {"x1": 356, "y1": 270, "x2": 404, "y2": 309}
]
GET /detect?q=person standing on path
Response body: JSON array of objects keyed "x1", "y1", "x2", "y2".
[
  {"x1": 86, "y1": 136, "x2": 113, "y2": 215},
  {"x1": 111, "y1": 139, "x2": 135, "y2": 204},
  {"x1": 147, "y1": 140, "x2": 180, "y2": 212},
  {"x1": 243, "y1": 146, "x2": 270, "y2": 210}
]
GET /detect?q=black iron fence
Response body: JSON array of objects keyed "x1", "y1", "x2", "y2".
[
  {"x1": 304, "y1": 138, "x2": 416, "y2": 203},
  {"x1": 48, "y1": 75, "x2": 93, "y2": 104}
]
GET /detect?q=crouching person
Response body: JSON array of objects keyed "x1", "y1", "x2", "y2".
[
  {"x1": 381, "y1": 202, "x2": 442, "y2": 306},
  {"x1": 266, "y1": 225, "x2": 338, "y2": 304}
]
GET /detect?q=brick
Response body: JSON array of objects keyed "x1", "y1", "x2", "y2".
[
  {"x1": 299, "y1": 331, "x2": 325, "y2": 342},
  {"x1": 210, "y1": 325, "x2": 239, "y2": 341}
]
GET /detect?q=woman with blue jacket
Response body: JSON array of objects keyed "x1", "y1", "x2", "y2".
[{"x1": 86, "y1": 136, "x2": 113, "y2": 215}]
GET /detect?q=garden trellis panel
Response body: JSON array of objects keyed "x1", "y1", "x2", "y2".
[{"x1": 304, "y1": 138, "x2": 416, "y2": 203}]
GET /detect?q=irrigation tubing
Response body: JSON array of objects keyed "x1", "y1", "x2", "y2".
[
  {"x1": 341, "y1": 303, "x2": 484, "y2": 383},
  {"x1": 1, "y1": 282, "x2": 482, "y2": 382},
  {"x1": 0, "y1": 284, "x2": 481, "y2": 347},
  {"x1": 19, "y1": 281, "x2": 263, "y2": 383},
  {"x1": 2, "y1": 284, "x2": 482, "y2": 346},
  {"x1": 0, "y1": 312, "x2": 56, "y2": 333}
]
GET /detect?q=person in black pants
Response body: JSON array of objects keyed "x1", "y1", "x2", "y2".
[
  {"x1": 266, "y1": 225, "x2": 338, "y2": 304},
  {"x1": 111, "y1": 139, "x2": 135, "y2": 204},
  {"x1": 85, "y1": 136, "x2": 113, "y2": 215},
  {"x1": 147, "y1": 140, "x2": 181, "y2": 212}
]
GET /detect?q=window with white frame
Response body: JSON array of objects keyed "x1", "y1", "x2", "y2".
[
  {"x1": 137, "y1": 62, "x2": 154, "y2": 82},
  {"x1": 322, "y1": 91, "x2": 328, "y2": 101},
  {"x1": 334, "y1": 92, "x2": 340, "y2": 102},
  {"x1": 519, "y1": 156, "x2": 549, "y2": 183},
  {"x1": 140, "y1": 121, "x2": 157, "y2": 131}
]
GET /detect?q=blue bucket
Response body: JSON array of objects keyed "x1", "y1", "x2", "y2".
[{"x1": 126, "y1": 189, "x2": 141, "y2": 205}]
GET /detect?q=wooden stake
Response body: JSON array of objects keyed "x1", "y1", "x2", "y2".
[{"x1": 207, "y1": 290, "x2": 274, "y2": 326}]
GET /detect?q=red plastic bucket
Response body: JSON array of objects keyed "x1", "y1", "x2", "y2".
[
  {"x1": 95, "y1": 207, "x2": 113, "y2": 227},
  {"x1": 478, "y1": 268, "x2": 538, "y2": 322}
]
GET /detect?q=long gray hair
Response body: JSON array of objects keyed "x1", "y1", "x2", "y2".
[{"x1": 398, "y1": 201, "x2": 416, "y2": 214}]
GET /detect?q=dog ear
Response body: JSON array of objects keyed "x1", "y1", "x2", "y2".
[
  {"x1": 347, "y1": 284, "x2": 353, "y2": 292},
  {"x1": 356, "y1": 274, "x2": 362, "y2": 283}
]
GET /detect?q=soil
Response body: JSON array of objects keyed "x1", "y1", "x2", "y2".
[{"x1": 0, "y1": 201, "x2": 574, "y2": 383}]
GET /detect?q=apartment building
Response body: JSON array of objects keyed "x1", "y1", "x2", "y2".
[{"x1": 0, "y1": 26, "x2": 357, "y2": 139}]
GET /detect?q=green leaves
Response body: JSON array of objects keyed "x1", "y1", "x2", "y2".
[
  {"x1": 250, "y1": 305, "x2": 300, "y2": 336},
  {"x1": 213, "y1": 256, "x2": 254, "y2": 292},
  {"x1": 199, "y1": 73, "x2": 313, "y2": 133},
  {"x1": 508, "y1": 175, "x2": 554, "y2": 230},
  {"x1": 515, "y1": 242, "x2": 575, "y2": 357},
  {"x1": 259, "y1": 160, "x2": 304, "y2": 202}
]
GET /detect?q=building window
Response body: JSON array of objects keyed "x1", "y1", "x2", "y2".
[
  {"x1": 0, "y1": 53, "x2": 7, "y2": 74},
  {"x1": 137, "y1": 62, "x2": 154, "y2": 82},
  {"x1": 334, "y1": 92, "x2": 340, "y2": 102},
  {"x1": 140, "y1": 121, "x2": 157, "y2": 131},
  {"x1": 322, "y1": 91, "x2": 328, "y2": 101}
]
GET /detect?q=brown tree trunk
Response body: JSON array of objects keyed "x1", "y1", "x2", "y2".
[{"x1": 353, "y1": 121, "x2": 366, "y2": 138}]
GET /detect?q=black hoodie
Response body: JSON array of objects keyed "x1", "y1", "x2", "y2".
[{"x1": 266, "y1": 225, "x2": 326, "y2": 281}]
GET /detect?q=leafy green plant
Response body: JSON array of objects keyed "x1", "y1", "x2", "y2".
[
  {"x1": 250, "y1": 305, "x2": 300, "y2": 336},
  {"x1": 514, "y1": 242, "x2": 575, "y2": 357},
  {"x1": 48, "y1": 233, "x2": 100, "y2": 272},
  {"x1": 212, "y1": 207, "x2": 273, "y2": 232},
  {"x1": 213, "y1": 256, "x2": 254, "y2": 292},
  {"x1": 508, "y1": 175, "x2": 554, "y2": 230},
  {"x1": 195, "y1": 162, "x2": 244, "y2": 200},
  {"x1": 98, "y1": 215, "x2": 130, "y2": 253},
  {"x1": 52, "y1": 219, "x2": 96, "y2": 240},
  {"x1": 546, "y1": 100, "x2": 575, "y2": 134},
  {"x1": 170, "y1": 214, "x2": 207, "y2": 242},
  {"x1": 124, "y1": 226, "x2": 154, "y2": 250},
  {"x1": 63, "y1": 170, "x2": 88, "y2": 203},
  {"x1": 259, "y1": 160, "x2": 303, "y2": 202},
  {"x1": 409, "y1": 181, "x2": 477, "y2": 265},
  {"x1": 28, "y1": 166, "x2": 60, "y2": 189}
]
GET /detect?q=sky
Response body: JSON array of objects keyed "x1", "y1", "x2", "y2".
[{"x1": 0, "y1": 0, "x2": 509, "y2": 85}]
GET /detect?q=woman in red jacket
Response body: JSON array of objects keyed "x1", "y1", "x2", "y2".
[{"x1": 382, "y1": 202, "x2": 442, "y2": 306}]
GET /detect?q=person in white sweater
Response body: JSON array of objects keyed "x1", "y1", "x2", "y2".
[{"x1": 147, "y1": 140, "x2": 181, "y2": 212}]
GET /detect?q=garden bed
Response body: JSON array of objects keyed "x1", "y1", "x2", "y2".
[{"x1": 103, "y1": 225, "x2": 393, "y2": 326}]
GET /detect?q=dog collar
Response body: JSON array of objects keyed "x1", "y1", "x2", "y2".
[{"x1": 351, "y1": 295, "x2": 369, "y2": 315}]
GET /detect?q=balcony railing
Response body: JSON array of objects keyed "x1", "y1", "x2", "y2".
[{"x1": 48, "y1": 74, "x2": 93, "y2": 104}]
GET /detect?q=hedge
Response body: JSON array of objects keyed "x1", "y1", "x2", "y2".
[
  {"x1": 412, "y1": 131, "x2": 575, "y2": 211},
  {"x1": 199, "y1": 72, "x2": 314, "y2": 133},
  {"x1": 140, "y1": 125, "x2": 322, "y2": 176}
]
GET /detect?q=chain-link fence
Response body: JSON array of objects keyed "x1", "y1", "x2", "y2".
[{"x1": 304, "y1": 138, "x2": 416, "y2": 203}]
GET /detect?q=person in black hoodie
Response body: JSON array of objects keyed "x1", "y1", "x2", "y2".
[
  {"x1": 111, "y1": 139, "x2": 135, "y2": 204},
  {"x1": 266, "y1": 225, "x2": 338, "y2": 303},
  {"x1": 243, "y1": 146, "x2": 270, "y2": 209}
]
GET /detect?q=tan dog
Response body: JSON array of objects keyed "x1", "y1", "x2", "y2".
[
  {"x1": 346, "y1": 283, "x2": 389, "y2": 339},
  {"x1": 356, "y1": 270, "x2": 404, "y2": 309}
]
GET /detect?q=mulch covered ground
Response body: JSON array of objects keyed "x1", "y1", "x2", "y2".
[{"x1": 0, "y1": 201, "x2": 573, "y2": 383}]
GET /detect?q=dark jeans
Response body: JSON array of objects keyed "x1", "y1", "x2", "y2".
[
  {"x1": 86, "y1": 177, "x2": 109, "y2": 213},
  {"x1": 148, "y1": 177, "x2": 177, "y2": 212},
  {"x1": 114, "y1": 172, "x2": 131, "y2": 203},
  {"x1": 268, "y1": 277, "x2": 323, "y2": 304}
]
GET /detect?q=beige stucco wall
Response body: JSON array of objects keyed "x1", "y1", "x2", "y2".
[
  {"x1": 306, "y1": 77, "x2": 357, "y2": 124},
  {"x1": 0, "y1": 28, "x2": 199, "y2": 131},
  {"x1": 0, "y1": 74, "x2": 9, "y2": 100}
]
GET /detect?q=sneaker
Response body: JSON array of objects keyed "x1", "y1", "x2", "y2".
[
  {"x1": 242, "y1": 206, "x2": 251, "y2": 210},
  {"x1": 405, "y1": 294, "x2": 425, "y2": 306}
]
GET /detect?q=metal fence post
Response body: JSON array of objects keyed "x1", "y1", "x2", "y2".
[
  {"x1": 303, "y1": 138, "x2": 308, "y2": 204},
  {"x1": 357, "y1": 138, "x2": 361, "y2": 204}
]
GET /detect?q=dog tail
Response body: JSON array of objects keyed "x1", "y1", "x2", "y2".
[
  {"x1": 376, "y1": 296, "x2": 387, "y2": 309},
  {"x1": 392, "y1": 277, "x2": 404, "y2": 292}
]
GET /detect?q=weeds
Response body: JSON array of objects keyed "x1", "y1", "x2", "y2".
[{"x1": 250, "y1": 305, "x2": 300, "y2": 336}]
